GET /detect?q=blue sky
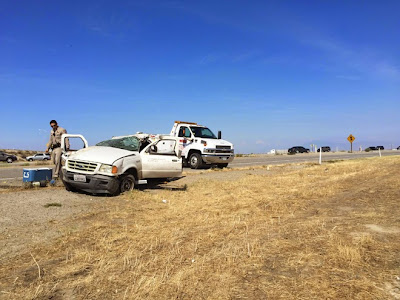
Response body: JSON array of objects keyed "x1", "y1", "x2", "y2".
[{"x1": 1, "y1": 0, "x2": 399, "y2": 153}]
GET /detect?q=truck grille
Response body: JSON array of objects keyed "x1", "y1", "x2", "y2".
[
  {"x1": 215, "y1": 146, "x2": 233, "y2": 154},
  {"x1": 67, "y1": 160, "x2": 98, "y2": 172}
]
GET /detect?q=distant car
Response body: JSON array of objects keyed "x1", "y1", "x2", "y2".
[
  {"x1": 376, "y1": 146, "x2": 384, "y2": 150},
  {"x1": 397, "y1": 146, "x2": 400, "y2": 150},
  {"x1": 0, "y1": 151, "x2": 17, "y2": 163},
  {"x1": 365, "y1": 146, "x2": 377, "y2": 151},
  {"x1": 317, "y1": 146, "x2": 331, "y2": 152},
  {"x1": 288, "y1": 146, "x2": 310, "y2": 154},
  {"x1": 26, "y1": 153, "x2": 51, "y2": 161}
]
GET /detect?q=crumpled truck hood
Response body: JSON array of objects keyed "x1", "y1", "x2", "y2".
[{"x1": 68, "y1": 146, "x2": 136, "y2": 165}]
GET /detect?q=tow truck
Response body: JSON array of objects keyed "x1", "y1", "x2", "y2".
[{"x1": 169, "y1": 121, "x2": 234, "y2": 169}]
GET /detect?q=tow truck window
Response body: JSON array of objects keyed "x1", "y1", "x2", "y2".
[
  {"x1": 96, "y1": 136, "x2": 140, "y2": 151},
  {"x1": 178, "y1": 126, "x2": 191, "y2": 138},
  {"x1": 190, "y1": 127, "x2": 217, "y2": 139}
]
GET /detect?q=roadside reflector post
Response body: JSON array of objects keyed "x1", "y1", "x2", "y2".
[
  {"x1": 319, "y1": 147, "x2": 322, "y2": 164},
  {"x1": 379, "y1": 148, "x2": 382, "y2": 157}
]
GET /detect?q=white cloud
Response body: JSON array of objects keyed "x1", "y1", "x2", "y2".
[
  {"x1": 232, "y1": 50, "x2": 260, "y2": 62},
  {"x1": 300, "y1": 36, "x2": 400, "y2": 81},
  {"x1": 198, "y1": 54, "x2": 220, "y2": 65},
  {"x1": 336, "y1": 75, "x2": 361, "y2": 81},
  {"x1": 375, "y1": 62, "x2": 400, "y2": 80}
]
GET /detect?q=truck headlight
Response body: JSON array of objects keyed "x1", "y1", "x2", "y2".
[{"x1": 99, "y1": 164, "x2": 113, "y2": 174}]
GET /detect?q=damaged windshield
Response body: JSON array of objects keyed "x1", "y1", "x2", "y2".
[
  {"x1": 96, "y1": 136, "x2": 140, "y2": 151},
  {"x1": 190, "y1": 126, "x2": 217, "y2": 139}
]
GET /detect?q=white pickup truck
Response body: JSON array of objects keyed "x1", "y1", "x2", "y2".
[
  {"x1": 170, "y1": 121, "x2": 234, "y2": 169},
  {"x1": 60, "y1": 133, "x2": 182, "y2": 195}
]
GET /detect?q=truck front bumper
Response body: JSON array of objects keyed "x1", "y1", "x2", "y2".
[
  {"x1": 62, "y1": 169, "x2": 119, "y2": 194},
  {"x1": 201, "y1": 154, "x2": 234, "y2": 164}
]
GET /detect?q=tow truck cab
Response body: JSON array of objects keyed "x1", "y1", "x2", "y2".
[{"x1": 170, "y1": 121, "x2": 234, "y2": 169}]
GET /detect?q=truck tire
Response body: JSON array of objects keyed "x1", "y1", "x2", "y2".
[
  {"x1": 63, "y1": 181, "x2": 77, "y2": 192},
  {"x1": 120, "y1": 174, "x2": 135, "y2": 193},
  {"x1": 6, "y1": 157, "x2": 13, "y2": 163},
  {"x1": 217, "y1": 163, "x2": 228, "y2": 168},
  {"x1": 189, "y1": 153, "x2": 203, "y2": 169},
  {"x1": 182, "y1": 158, "x2": 189, "y2": 168}
]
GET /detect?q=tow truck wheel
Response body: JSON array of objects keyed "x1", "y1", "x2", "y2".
[
  {"x1": 189, "y1": 153, "x2": 203, "y2": 169},
  {"x1": 120, "y1": 174, "x2": 135, "y2": 193},
  {"x1": 6, "y1": 158, "x2": 13, "y2": 163}
]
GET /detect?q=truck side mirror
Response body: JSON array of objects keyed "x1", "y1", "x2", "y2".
[{"x1": 218, "y1": 131, "x2": 222, "y2": 139}]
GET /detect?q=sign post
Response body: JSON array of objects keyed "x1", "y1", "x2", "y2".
[
  {"x1": 347, "y1": 134, "x2": 356, "y2": 153},
  {"x1": 319, "y1": 147, "x2": 322, "y2": 164}
]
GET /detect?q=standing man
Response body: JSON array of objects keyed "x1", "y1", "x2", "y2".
[{"x1": 45, "y1": 120, "x2": 69, "y2": 179}]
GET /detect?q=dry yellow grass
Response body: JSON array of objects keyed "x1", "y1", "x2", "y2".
[{"x1": 1, "y1": 156, "x2": 399, "y2": 299}]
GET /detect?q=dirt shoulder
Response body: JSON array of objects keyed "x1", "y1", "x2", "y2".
[
  {"x1": 0, "y1": 158, "x2": 399, "y2": 299},
  {"x1": 0, "y1": 164, "x2": 285, "y2": 260},
  {"x1": 0, "y1": 187, "x2": 110, "y2": 260}
]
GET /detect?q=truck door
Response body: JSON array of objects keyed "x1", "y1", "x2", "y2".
[
  {"x1": 141, "y1": 139, "x2": 182, "y2": 178},
  {"x1": 177, "y1": 126, "x2": 193, "y2": 155},
  {"x1": 61, "y1": 134, "x2": 89, "y2": 159}
]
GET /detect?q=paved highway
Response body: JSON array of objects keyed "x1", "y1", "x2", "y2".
[
  {"x1": 1, "y1": 150, "x2": 399, "y2": 181},
  {"x1": 230, "y1": 150, "x2": 400, "y2": 167}
]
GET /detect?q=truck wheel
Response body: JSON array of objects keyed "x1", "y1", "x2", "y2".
[
  {"x1": 217, "y1": 163, "x2": 228, "y2": 169},
  {"x1": 6, "y1": 158, "x2": 13, "y2": 163},
  {"x1": 182, "y1": 158, "x2": 189, "y2": 168},
  {"x1": 189, "y1": 153, "x2": 203, "y2": 169},
  {"x1": 63, "y1": 181, "x2": 77, "y2": 192},
  {"x1": 120, "y1": 174, "x2": 135, "y2": 193}
]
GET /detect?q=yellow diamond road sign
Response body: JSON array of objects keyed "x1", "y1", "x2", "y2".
[{"x1": 347, "y1": 134, "x2": 355, "y2": 143}]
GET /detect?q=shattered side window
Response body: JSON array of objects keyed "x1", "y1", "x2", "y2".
[{"x1": 96, "y1": 136, "x2": 140, "y2": 151}]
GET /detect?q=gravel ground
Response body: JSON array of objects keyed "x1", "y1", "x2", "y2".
[
  {"x1": 0, "y1": 164, "x2": 293, "y2": 264},
  {"x1": 0, "y1": 187, "x2": 110, "y2": 261}
]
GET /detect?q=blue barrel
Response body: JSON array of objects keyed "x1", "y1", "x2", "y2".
[{"x1": 23, "y1": 168, "x2": 53, "y2": 182}]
